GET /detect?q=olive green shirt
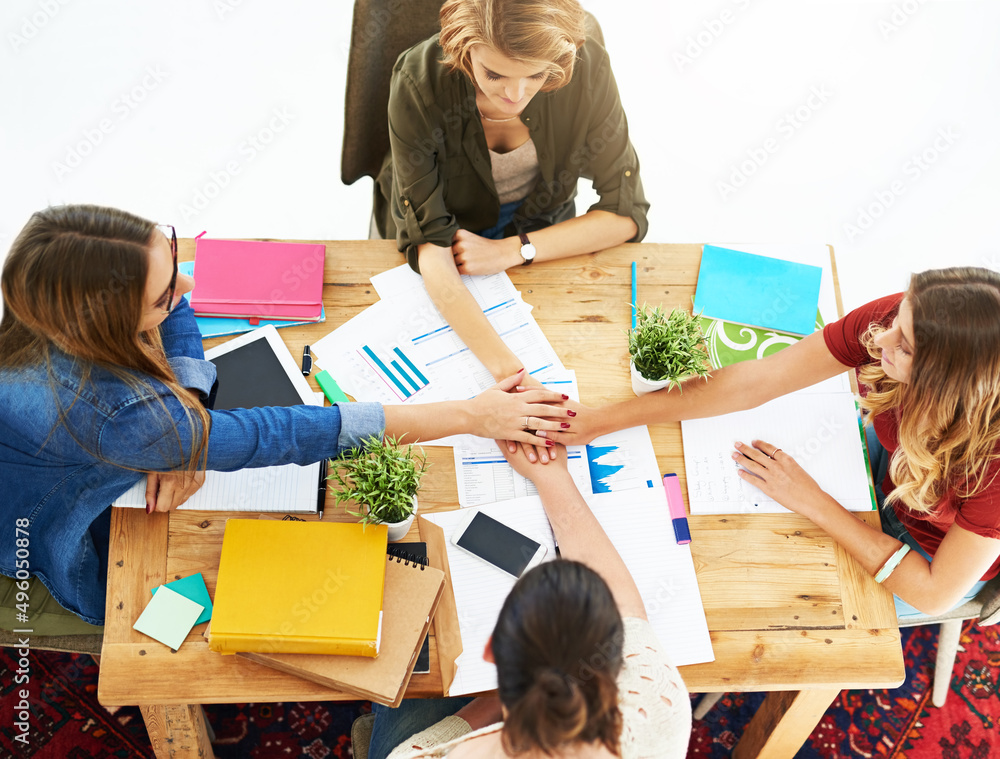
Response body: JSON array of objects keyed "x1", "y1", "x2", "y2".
[{"x1": 374, "y1": 34, "x2": 649, "y2": 272}]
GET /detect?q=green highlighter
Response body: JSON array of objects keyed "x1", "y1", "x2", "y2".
[{"x1": 316, "y1": 369, "x2": 350, "y2": 404}]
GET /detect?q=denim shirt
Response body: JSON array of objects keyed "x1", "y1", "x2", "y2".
[{"x1": 0, "y1": 299, "x2": 384, "y2": 624}]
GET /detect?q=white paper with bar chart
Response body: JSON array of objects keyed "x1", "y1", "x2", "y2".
[{"x1": 310, "y1": 268, "x2": 565, "y2": 407}]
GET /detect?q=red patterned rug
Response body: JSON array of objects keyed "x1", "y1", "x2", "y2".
[
  {"x1": 688, "y1": 621, "x2": 1000, "y2": 758},
  {"x1": 1, "y1": 621, "x2": 997, "y2": 758}
]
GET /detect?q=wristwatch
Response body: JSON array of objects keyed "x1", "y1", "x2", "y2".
[{"x1": 518, "y1": 232, "x2": 536, "y2": 266}]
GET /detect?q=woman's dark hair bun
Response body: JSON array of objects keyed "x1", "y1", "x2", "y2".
[
  {"x1": 505, "y1": 668, "x2": 587, "y2": 752},
  {"x1": 493, "y1": 561, "x2": 624, "y2": 755}
]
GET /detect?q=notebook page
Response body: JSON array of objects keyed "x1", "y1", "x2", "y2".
[
  {"x1": 113, "y1": 461, "x2": 321, "y2": 512},
  {"x1": 423, "y1": 501, "x2": 557, "y2": 696},
  {"x1": 587, "y1": 489, "x2": 715, "y2": 666},
  {"x1": 681, "y1": 390, "x2": 874, "y2": 514},
  {"x1": 426, "y1": 491, "x2": 715, "y2": 696},
  {"x1": 113, "y1": 392, "x2": 324, "y2": 513}
]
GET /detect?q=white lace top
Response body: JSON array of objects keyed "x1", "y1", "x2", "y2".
[{"x1": 386, "y1": 617, "x2": 691, "y2": 759}]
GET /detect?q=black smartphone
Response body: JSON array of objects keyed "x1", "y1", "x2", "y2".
[{"x1": 451, "y1": 511, "x2": 548, "y2": 578}]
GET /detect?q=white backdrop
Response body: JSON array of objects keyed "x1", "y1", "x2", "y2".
[{"x1": 2, "y1": 0, "x2": 998, "y2": 312}]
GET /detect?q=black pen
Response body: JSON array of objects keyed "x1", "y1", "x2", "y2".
[
  {"x1": 301, "y1": 345, "x2": 312, "y2": 376},
  {"x1": 317, "y1": 458, "x2": 328, "y2": 520}
]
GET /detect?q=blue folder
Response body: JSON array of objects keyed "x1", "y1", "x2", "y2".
[{"x1": 693, "y1": 246, "x2": 822, "y2": 335}]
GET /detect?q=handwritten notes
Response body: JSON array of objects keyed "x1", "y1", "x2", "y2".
[{"x1": 681, "y1": 390, "x2": 875, "y2": 514}]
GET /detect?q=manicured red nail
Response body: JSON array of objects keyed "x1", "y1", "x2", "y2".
[
  {"x1": 567, "y1": 410, "x2": 577, "y2": 417},
  {"x1": 145, "y1": 502, "x2": 152, "y2": 515},
  {"x1": 546, "y1": 440, "x2": 554, "y2": 447},
  {"x1": 561, "y1": 394, "x2": 569, "y2": 400},
  {"x1": 561, "y1": 422, "x2": 571, "y2": 428}
]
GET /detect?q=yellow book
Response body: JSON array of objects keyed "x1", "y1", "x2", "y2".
[{"x1": 208, "y1": 519, "x2": 388, "y2": 657}]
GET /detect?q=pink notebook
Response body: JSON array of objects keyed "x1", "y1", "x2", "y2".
[{"x1": 191, "y1": 238, "x2": 326, "y2": 322}]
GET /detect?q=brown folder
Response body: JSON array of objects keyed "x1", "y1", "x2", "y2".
[{"x1": 238, "y1": 556, "x2": 444, "y2": 707}]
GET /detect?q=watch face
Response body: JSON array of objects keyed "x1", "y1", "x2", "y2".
[{"x1": 521, "y1": 243, "x2": 536, "y2": 260}]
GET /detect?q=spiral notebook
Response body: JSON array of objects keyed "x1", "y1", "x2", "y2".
[
  {"x1": 238, "y1": 554, "x2": 445, "y2": 706},
  {"x1": 387, "y1": 543, "x2": 431, "y2": 673}
]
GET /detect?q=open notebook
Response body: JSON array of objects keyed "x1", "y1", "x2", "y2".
[
  {"x1": 423, "y1": 490, "x2": 715, "y2": 697},
  {"x1": 681, "y1": 388, "x2": 876, "y2": 514},
  {"x1": 112, "y1": 326, "x2": 322, "y2": 512}
]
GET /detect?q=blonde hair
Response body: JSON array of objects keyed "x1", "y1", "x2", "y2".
[
  {"x1": 439, "y1": 0, "x2": 587, "y2": 92},
  {"x1": 858, "y1": 267, "x2": 1000, "y2": 514},
  {"x1": 0, "y1": 204, "x2": 210, "y2": 470}
]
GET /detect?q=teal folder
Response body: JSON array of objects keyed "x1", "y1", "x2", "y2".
[{"x1": 693, "y1": 246, "x2": 822, "y2": 336}]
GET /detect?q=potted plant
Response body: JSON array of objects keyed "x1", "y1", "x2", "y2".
[
  {"x1": 328, "y1": 434, "x2": 429, "y2": 541},
  {"x1": 627, "y1": 303, "x2": 711, "y2": 395}
]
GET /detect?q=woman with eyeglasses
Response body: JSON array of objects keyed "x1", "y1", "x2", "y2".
[
  {"x1": 0, "y1": 204, "x2": 571, "y2": 632},
  {"x1": 374, "y1": 0, "x2": 646, "y2": 465}
]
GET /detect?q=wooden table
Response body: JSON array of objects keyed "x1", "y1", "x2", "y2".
[{"x1": 97, "y1": 241, "x2": 904, "y2": 759}]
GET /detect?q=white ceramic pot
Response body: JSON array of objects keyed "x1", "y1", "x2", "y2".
[
  {"x1": 383, "y1": 495, "x2": 418, "y2": 542},
  {"x1": 630, "y1": 361, "x2": 674, "y2": 396}
]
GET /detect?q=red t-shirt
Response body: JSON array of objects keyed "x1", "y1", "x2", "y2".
[{"x1": 823, "y1": 293, "x2": 1000, "y2": 580}]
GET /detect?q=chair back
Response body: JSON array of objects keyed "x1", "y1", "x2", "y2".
[
  {"x1": 341, "y1": 0, "x2": 446, "y2": 185},
  {"x1": 340, "y1": 1, "x2": 607, "y2": 185}
]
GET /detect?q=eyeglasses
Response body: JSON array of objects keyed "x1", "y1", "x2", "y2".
[{"x1": 154, "y1": 224, "x2": 178, "y2": 313}]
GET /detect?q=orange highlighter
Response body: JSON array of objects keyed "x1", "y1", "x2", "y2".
[{"x1": 662, "y1": 473, "x2": 692, "y2": 545}]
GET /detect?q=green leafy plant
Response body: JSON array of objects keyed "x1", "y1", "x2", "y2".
[
  {"x1": 627, "y1": 303, "x2": 711, "y2": 390},
  {"x1": 328, "y1": 434, "x2": 429, "y2": 526}
]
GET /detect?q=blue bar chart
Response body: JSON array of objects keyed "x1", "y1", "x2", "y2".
[{"x1": 360, "y1": 344, "x2": 429, "y2": 400}]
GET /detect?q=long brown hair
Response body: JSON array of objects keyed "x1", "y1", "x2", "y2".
[
  {"x1": 492, "y1": 560, "x2": 624, "y2": 756},
  {"x1": 858, "y1": 267, "x2": 1000, "y2": 514},
  {"x1": 439, "y1": 0, "x2": 587, "y2": 92},
  {"x1": 0, "y1": 204, "x2": 209, "y2": 469}
]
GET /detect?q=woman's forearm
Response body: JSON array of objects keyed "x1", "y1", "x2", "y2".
[
  {"x1": 796, "y1": 491, "x2": 984, "y2": 615},
  {"x1": 383, "y1": 401, "x2": 472, "y2": 443},
  {"x1": 419, "y1": 242, "x2": 524, "y2": 380},
  {"x1": 534, "y1": 473, "x2": 647, "y2": 619},
  {"x1": 554, "y1": 329, "x2": 849, "y2": 444},
  {"x1": 523, "y1": 210, "x2": 637, "y2": 263}
]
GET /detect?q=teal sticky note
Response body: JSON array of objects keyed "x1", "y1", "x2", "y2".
[
  {"x1": 134, "y1": 585, "x2": 204, "y2": 650},
  {"x1": 151, "y1": 573, "x2": 213, "y2": 626}
]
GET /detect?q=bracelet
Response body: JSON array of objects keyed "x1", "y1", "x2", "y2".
[{"x1": 874, "y1": 544, "x2": 911, "y2": 584}]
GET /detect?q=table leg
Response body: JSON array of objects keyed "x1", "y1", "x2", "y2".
[
  {"x1": 139, "y1": 704, "x2": 216, "y2": 759},
  {"x1": 732, "y1": 688, "x2": 840, "y2": 759}
]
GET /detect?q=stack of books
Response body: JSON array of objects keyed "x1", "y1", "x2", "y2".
[{"x1": 208, "y1": 519, "x2": 446, "y2": 707}]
